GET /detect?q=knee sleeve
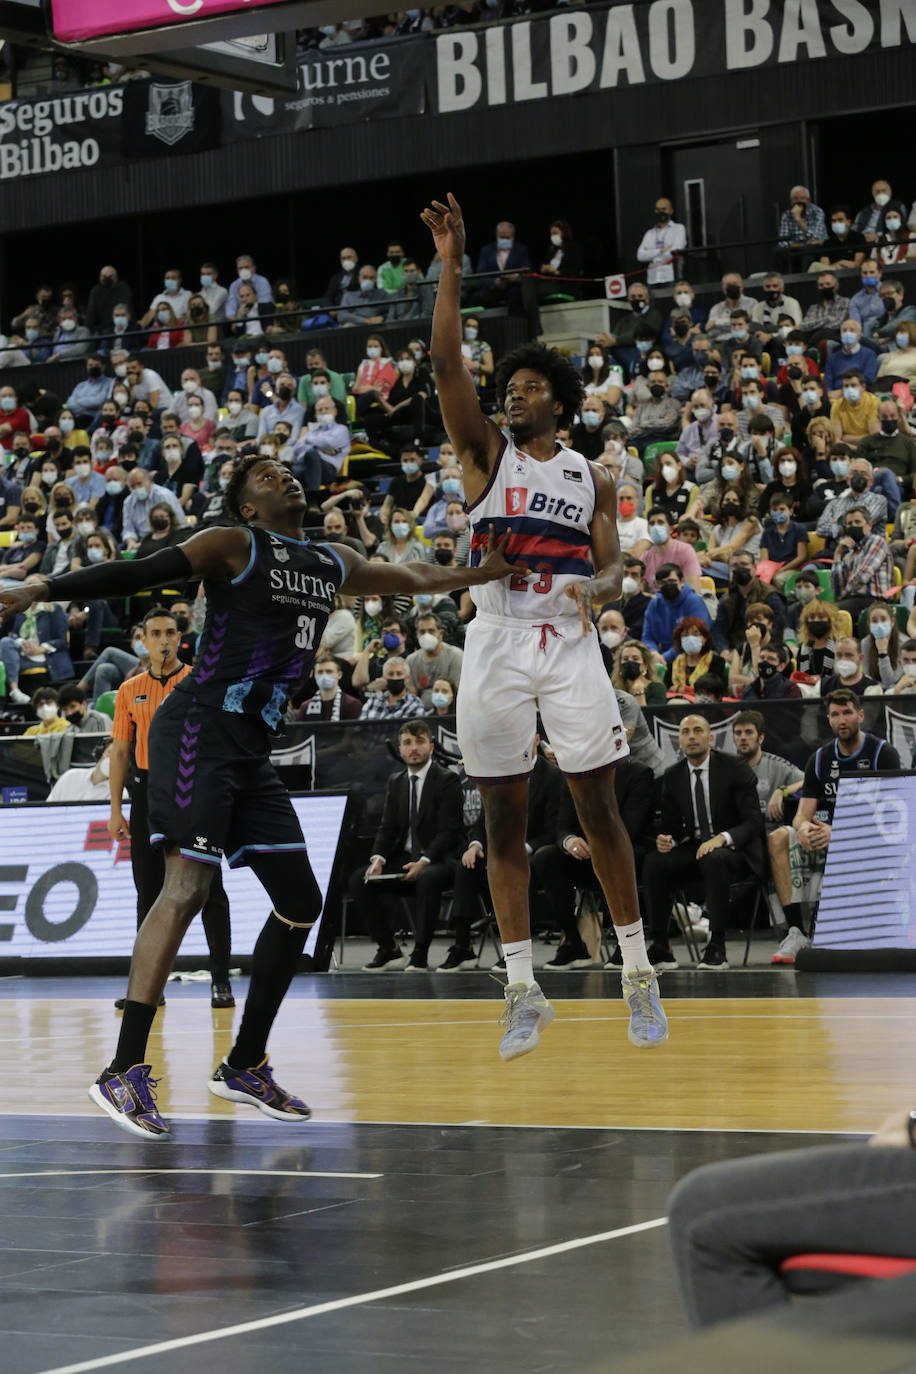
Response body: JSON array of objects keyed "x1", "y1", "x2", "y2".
[{"x1": 247, "y1": 851, "x2": 322, "y2": 930}]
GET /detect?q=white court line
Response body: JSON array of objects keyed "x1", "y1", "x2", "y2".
[
  {"x1": 1, "y1": 1110, "x2": 868, "y2": 1136},
  {"x1": 0, "y1": 1168, "x2": 381, "y2": 1181},
  {"x1": 33, "y1": 1215, "x2": 668, "y2": 1374}
]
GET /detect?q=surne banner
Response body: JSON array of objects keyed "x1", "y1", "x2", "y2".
[
  {"x1": 49, "y1": 0, "x2": 291, "y2": 43},
  {"x1": 433, "y1": 0, "x2": 916, "y2": 113}
]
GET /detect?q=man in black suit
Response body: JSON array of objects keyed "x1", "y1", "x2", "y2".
[
  {"x1": 439, "y1": 741, "x2": 561, "y2": 973},
  {"x1": 352, "y1": 719, "x2": 463, "y2": 972},
  {"x1": 534, "y1": 760, "x2": 657, "y2": 970},
  {"x1": 642, "y1": 715, "x2": 766, "y2": 972}
]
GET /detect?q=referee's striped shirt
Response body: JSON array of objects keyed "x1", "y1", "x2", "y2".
[{"x1": 112, "y1": 664, "x2": 193, "y2": 771}]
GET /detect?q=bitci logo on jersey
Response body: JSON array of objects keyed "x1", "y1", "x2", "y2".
[{"x1": 506, "y1": 487, "x2": 527, "y2": 516}]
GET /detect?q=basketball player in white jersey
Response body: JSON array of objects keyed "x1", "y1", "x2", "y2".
[{"x1": 421, "y1": 193, "x2": 668, "y2": 1058}]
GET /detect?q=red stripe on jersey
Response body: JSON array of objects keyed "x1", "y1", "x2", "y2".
[{"x1": 470, "y1": 532, "x2": 591, "y2": 560}]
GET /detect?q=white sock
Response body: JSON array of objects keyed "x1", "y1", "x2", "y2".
[
  {"x1": 617, "y1": 919, "x2": 651, "y2": 973},
  {"x1": 503, "y1": 939, "x2": 534, "y2": 988}
]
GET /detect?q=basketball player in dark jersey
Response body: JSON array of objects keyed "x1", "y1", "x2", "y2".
[{"x1": 0, "y1": 456, "x2": 515, "y2": 1139}]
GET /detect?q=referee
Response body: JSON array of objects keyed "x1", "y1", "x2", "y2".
[{"x1": 109, "y1": 604, "x2": 234, "y2": 1010}]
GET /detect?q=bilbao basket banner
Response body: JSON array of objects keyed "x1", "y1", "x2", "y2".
[
  {"x1": 226, "y1": 38, "x2": 426, "y2": 135},
  {"x1": 121, "y1": 80, "x2": 221, "y2": 158}
]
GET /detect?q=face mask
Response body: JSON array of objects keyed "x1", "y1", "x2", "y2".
[
  {"x1": 259, "y1": 447, "x2": 276, "y2": 459},
  {"x1": 807, "y1": 619, "x2": 829, "y2": 638},
  {"x1": 113, "y1": 316, "x2": 129, "y2": 331},
  {"x1": 17, "y1": 530, "x2": 36, "y2": 544},
  {"x1": 60, "y1": 318, "x2": 76, "y2": 332},
  {"x1": 106, "y1": 480, "x2": 123, "y2": 496},
  {"x1": 24, "y1": 327, "x2": 40, "y2": 343},
  {"x1": 778, "y1": 460, "x2": 797, "y2": 477},
  {"x1": 391, "y1": 521, "x2": 410, "y2": 539},
  {"x1": 433, "y1": 548, "x2": 453, "y2": 566},
  {"x1": 188, "y1": 405, "x2": 203, "y2": 420},
  {"x1": 675, "y1": 292, "x2": 692, "y2": 308},
  {"x1": 835, "y1": 658, "x2": 858, "y2": 678},
  {"x1": 831, "y1": 221, "x2": 848, "y2": 236},
  {"x1": 385, "y1": 677, "x2": 407, "y2": 695},
  {"x1": 341, "y1": 258, "x2": 357, "y2": 272},
  {"x1": 217, "y1": 475, "x2": 232, "y2": 492},
  {"x1": 316, "y1": 413, "x2": 333, "y2": 428},
  {"x1": 740, "y1": 364, "x2": 758, "y2": 380},
  {"x1": 37, "y1": 704, "x2": 58, "y2": 722},
  {"x1": 874, "y1": 192, "x2": 891, "y2": 207},
  {"x1": 680, "y1": 634, "x2": 704, "y2": 656},
  {"x1": 885, "y1": 217, "x2": 902, "y2": 232},
  {"x1": 227, "y1": 400, "x2": 243, "y2": 416},
  {"x1": 649, "y1": 524, "x2": 669, "y2": 545},
  {"x1": 497, "y1": 237, "x2": 513, "y2": 250},
  {"x1": 849, "y1": 476, "x2": 868, "y2": 496},
  {"x1": 841, "y1": 330, "x2": 858, "y2": 348},
  {"x1": 360, "y1": 280, "x2": 376, "y2": 294},
  {"x1": 704, "y1": 374, "x2": 720, "y2": 389},
  {"x1": 621, "y1": 575, "x2": 639, "y2": 596},
  {"x1": 758, "y1": 661, "x2": 778, "y2": 680},
  {"x1": 588, "y1": 354, "x2": 604, "y2": 369},
  {"x1": 581, "y1": 411, "x2": 602, "y2": 428},
  {"x1": 649, "y1": 384, "x2": 665, "y2": 400},
  {"x1": 881, "y1": 417, "x2": 899, "y2": 435},
  {"x1": 725, "y1": 284, "x2": 741, "y2": 300},
  {"x1": 133, "y1": 486, "x2": 149, "y2": 501},
  {"x1": 871, "y1": 619, "x2": 892, "y2": 641},
  {"x1": 364, "y1": 599, "x2": 382, "y2": 619},
  {"x1": 401, "y1": 461, "x2": 419, "y2": 476},
  {"x1": 647, "y1": 358, "x2": 665, "y2": 372},
  {"x1": 163, "y1": 448, "x2": 181, "y2": 464},
  {"x1": 785, "y1": 344, "x2": 804, "y2": 358},
  {"x1": 265, "y1": 357, "x2": 283, "y2": 375},
  {"x1": 796, "y1": 587, "x2": 817, "y2": 605},
  {"x1": 721, "y1": 462, "x2": 739, "y2": 481},
  {"x1": 22, "y1": 502, "x2": 40, "y2": 515},
  {"x1": 635, "y1": 340, "x2": 652, "y2": 355},
  {"x1": 846, "y1": 524, "x2": 865, "y2": 541},
  {"x1": 732, "y1": 328, "x2": 749, "y2": 342},
  {"x1": 311, "y1": 670, "x2": 338, "y2": 694},
  {"x1": 199, "y1": 273, "x2": 214, "y2": 288},
  {"x1": 157, "y1": 309, "x2": 171, "y2": 325},
  {"x1": 861, "y1": 276, "x2": 878, "y2": 289},
  {"x1": 398, "y1": 359, "x2": 416, "y2": 375},
  {"x1": 764, "y1": 289, "x2": 781, "y2": 304},
  {"x1": 620, "y1": 659, "x2": 642, "y2": 681},
  {"x1": 660, "y1": 463, "x2": 678, "y2": 484},
  {"x1": 181, "y1": 379, "x2": 199, "y2": 395},
  {"x1": 802, "y1": 390, "x2": 820, "y2": 406},
  {"x1": 819, "y1": 286, "x2": 836, "y2": 300},
  {"x1": 446, "y1": 514, "x2": 467, "y2": 533},
  {"x1": 41, "y1": 469, "x2": 58, "y2": 486},
  {"x1": 693, "y1": 407, "x2": 710, "y2": 423},
  {"x1": 430, "y1": 691, "x2": 451, "y2": 710},
  {"x1": 743, "y1": 394, "x2": 760, "y2": 411},
  {"x1": 164, "y1": 278, "x2": 178, "y2": 292},
  {"x1": 732, "y1": 566, "x2": 752, "y2": 586},
  {"x1": 0, "y1": 396, "x2": 17, "y2": 414},
  {"x1": 419, "y1": 632, "x2": 439, "y2": 653},
  {"x1": 660, "y1": 581, "x2": 680, "y2": 601},
  {"x1": 722, "y1": 503, "x2": 742, "y2": 519},
  {"x1": 277, "y1": 386, "x2": 293, "y2": 402},
  {"x1": 131, "y1": 639, "x2": 147, "y2": 657},
  {"x1": 86, "y1": 545, "x2": 106, "y2": 563},
  {"x1": 600, "y1": 630, "x2": 623, "y2": 650},
  {"x1": 771, "y1": 508, "x2": 789, "y2": 525},
  {"x1": 441, "y1": 478, "x2": 461, "y2": 497},
  {"x1": 150, "y1": 515, "x2": 170, "y2": 532},
  {"x1": 830, "y1": 458, "x2": 849, "y2": 477},
  {"x1": 239, "y1": 267, "x2": 253, "y2": 281},
  {"x1": 76, "y1": 520, "x2": 94, "y2": 536},
  {"x1": 235, "y1": 357, "x2": 250, "y2": 369},
  {"x1": 74, "y1": 462, "x2": 91, "y2": 478},
  {"x1": 631, "y1": 299, "x2": 648, "y2": 314},
  {"x1": 253, "y1": 351, "x2": 269, "y2": 368},
  {"x1": 895, "y1": 333, "x2": 910, "y2": 351},
  {"x1": 618, "y1": 499, "x2": 636, "y2": 519},
  {"x1": 366, "y1": 346, "x2": 382, "y2": 360}
]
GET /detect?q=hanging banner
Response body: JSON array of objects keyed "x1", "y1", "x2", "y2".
[
  {"x1": 121, "y1": 79, "x2": 222, "y2": 158},
  {"x1": 0, "y1": 87, "x2": 124, "y2": 182},
  {"x1": 433, "y1": 0, "x2": 916, "y2": 115},
  {"x1": 225, "y1": 38, "x2": 425, "y2": 135}
]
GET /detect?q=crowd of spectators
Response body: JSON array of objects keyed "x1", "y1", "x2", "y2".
[{"x1": 0, "y1": 184, "x2": 914, "y2": 973}]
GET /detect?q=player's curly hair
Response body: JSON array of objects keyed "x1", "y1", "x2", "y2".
[
  {"x1": 494, "y1": 342, "x2": 585, "y2": 430},
  {"x1": 224, "y1": 452, "x2": 267, "y2": 524}
]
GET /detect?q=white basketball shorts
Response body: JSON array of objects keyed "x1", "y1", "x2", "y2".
[{"x1": 457, "y1": 611, "x2": 630, "y2": 781}]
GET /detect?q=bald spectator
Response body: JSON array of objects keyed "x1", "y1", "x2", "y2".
[{"x1": 85, "y1": 266, "x2": 134, "y2": 340}]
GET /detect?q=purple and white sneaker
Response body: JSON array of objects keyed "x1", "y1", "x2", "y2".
[
  {"x1": 88, "y1": 1064, "x2": 171, "y2": 1140},
  {"x1": 208, "y1": 1058, "x2": 311, "y2": 1121}
]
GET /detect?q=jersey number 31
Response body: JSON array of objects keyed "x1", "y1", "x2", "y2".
[{"x1": 295, "y1": 616, "x2": 317, "y2": 649}]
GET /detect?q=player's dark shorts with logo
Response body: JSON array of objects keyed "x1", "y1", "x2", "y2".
[{"x1": 146, "y1": 692, "x2": 306, "y2": 868}]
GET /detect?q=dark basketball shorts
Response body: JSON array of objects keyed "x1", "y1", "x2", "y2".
[{"x1": 147, "y1": 691, "x2": 307, "y2": 868}]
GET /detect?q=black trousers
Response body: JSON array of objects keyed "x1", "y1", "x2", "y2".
[
  {"x1": 642, "y1": 843, "x2": 752, "y2": 942},
  {"x1": 348, "y1": 852, "x2": 452, "y2": 953},
  {"x1": 530, "y1": 844, "x2": 604, "y2": 943},
  {"x1": 129, "y1": 770, "x2": 232, "y2": 981}
]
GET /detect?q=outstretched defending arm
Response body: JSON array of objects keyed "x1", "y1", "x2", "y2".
[
  {"x1": 420, "y1": 193, "x2": 504, "y2": 495},
  {"x1": 0, "y1": 526, "x2": 252, "y2": 618},
  {"x1": 330, "y1": 528, "x2": 526, "y2": 598}
]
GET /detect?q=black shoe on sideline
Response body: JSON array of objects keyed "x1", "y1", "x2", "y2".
[
  {"x1": 697, "y1": 939, "x2": 729, "y2": 971},
  {"x1": 543, "y1": 941, "x2": 593, "y2": 969},
  {"x1": 361, "y1": 947, "x2": 408, "y2": 972},
  {"x1": 437, "y1": 946, "x2": 478, "y2": 972},
  {"x1": 646, "y1": 943, "x2": 679, "y2": 973},
  {"x1": 604, "y1": 944, "x2": 623, "y2": 969},
  {"x1": 404, "y1": 951, "x2": 429, "y2": 972},
  {"x1": 211, "y1": 981, "x2": 235, "y2": 1009}
]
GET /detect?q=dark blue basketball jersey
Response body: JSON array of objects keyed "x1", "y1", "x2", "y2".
[{"x1": 176, "y1": 526, "x2": 346, "y2": 731}]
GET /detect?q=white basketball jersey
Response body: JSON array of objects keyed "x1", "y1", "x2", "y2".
[{"x1": 467, "y1": 436, "x2": 596, "y2": 621}]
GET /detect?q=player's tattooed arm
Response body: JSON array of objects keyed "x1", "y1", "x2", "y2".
[
  {"x1": 420, "y1": 192, "x2": 503, "y2": 493},
  {"x1": 564, "y1": 464, "x2": 623, "y2": 634},
  {"x1": 331, "y1": 527, "x2": 525, "y2": 597}
]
